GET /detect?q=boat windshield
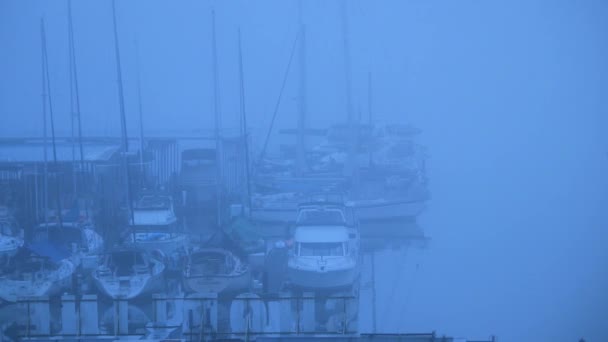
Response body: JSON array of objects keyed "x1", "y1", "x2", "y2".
[
  {"x1": 298, "y1": 242, "x2": 345, "y2": 257},
  {"x1": 297, "y1": 210, "x2": 345, "y2": 226}
]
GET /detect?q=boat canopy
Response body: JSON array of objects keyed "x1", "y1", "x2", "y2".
[{"x1": 24, "y1": 241, "x2": 70, "y2": 263}]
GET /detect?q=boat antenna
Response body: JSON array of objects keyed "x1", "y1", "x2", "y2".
[
  {"x1": 211, "y1": 9, "x2": 223, "y2": 227},
  {"x1": 111, "y1": 0, "x2": 135, "y2": 225},
  {"x1": 68, "y1": 0, "x2": 88, "y2": 217},
  {"x1": 257, "y1": 31, "x2": 300, "y2": 165},
  {"x1": 41, "y1": 18, "x2": 64, "y2": 228},
  {"x1": 237, "y1": 28, "x2": 252, "y2": 214}
]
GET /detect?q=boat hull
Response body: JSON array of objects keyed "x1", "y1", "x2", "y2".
[
  {"x1": 350, "y1": 199, "x2": 426, "y2": 222},
  {"x1": 288, "y1": 266, "x2": 359, "y2": 290},
  {"x1": 0, "y1": 260, "x2": 75, "y2": 302},
  {"x1": 93, "y1": 273, "x2": 164, "y2": 300}
]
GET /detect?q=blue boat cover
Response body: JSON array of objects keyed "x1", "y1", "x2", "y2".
[{"x1": 25, "y1": 241, "x2": 71, "y2": 263}]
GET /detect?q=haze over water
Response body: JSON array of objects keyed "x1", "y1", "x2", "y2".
[{"x1": 1, "y1": 1, "x2": 607, "y2": 341}]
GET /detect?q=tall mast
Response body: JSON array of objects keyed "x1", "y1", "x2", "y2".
[
  {"x1": 367, "y1": 72, "x2": 373, "y2": 167},
  {"x1": 237, "y1": 28, "x2": 252, "y2": 213},
  {"x1": 68, "y1": 0, "x2": 87, "y2": 216},
  {"x1": 340, "y1": 0, "x2": 358, "y2": 182},
  {"x1": 41, "y1": 18, "x2": 64, "y2": 228},
  {"x1": 41, "y1": 20, "x2": 49, "y2": 227},
  {"x1": 211, "y1": 10, "x2": 223, "y2": 226},
  {"x1": 135, "y1": 41, "x2": 146, "y2": 184},
  {"x1": 295, "y1": 0, "x2": 307, "y2": 177},
  {"x1": 111, "y1": 0, "x2": 134, "y2": 223}
]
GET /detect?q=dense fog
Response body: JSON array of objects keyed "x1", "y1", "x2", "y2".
[{"x1": 1, "y1": 1, "x2": 607, "y2": 341}]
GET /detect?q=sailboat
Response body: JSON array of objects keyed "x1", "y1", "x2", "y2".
[
  {"x1": 92, "y1": 247, "x2": 165, "y2": 299},
  {"x1": 0, "y1": 19, "x2": 83, "y2": 303},
  {"x1": 32, "y1": 213, "x2": 103, "y2": 271},
  {"x1": 287, "y1": 200, "x2": 360, "y2": 289},
  {"x1": 183, "y1": 248, "x2": 250, "y2": 294},
  {"x1": 0, "y1": 244, "x2": 76, "y2": 302}
]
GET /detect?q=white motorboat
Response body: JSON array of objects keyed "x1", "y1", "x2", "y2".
[
  {"x1": 0, "y1": 206, "x2": 24, "y2": 258},
  {"x1": 92, "y1": 248, "x2": 165, "y2": 300},
  {"x1": 124, "y1": 195, "x2": 188, "y2": 256},
  {"x1": 0, "y1": 244, "x2": 76, "y2": 302},
  {"x1": 287, "y1": 202, "x2": 360, "y2": 289},
  {"x1": 183, "y1": 248, "x2": 250, "y2": 294}
]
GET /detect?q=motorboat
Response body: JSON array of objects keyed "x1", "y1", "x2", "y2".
[
  {"x1": 0, "y1": 243, "x2": 76, "y2": 302},
  {"x1": 183, "y1": 248, "x2": 250, "y2": 294},
  {"x1": 92, "y1": 247, "x2": 165, "y2": 299},
  {"x1": 124, "y1": 195, "x2": 188, "y2": 256},
  {"x1": 287, "y1": 201, "x2": 360, "y2": 289}
]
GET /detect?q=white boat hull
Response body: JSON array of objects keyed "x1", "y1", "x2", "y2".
[
  {"x1": 93, "y1": 273, "x2": 164, "y2": 300},
  {"x1": 288, "y1": 266, "x2": 359, "y2": 289},
  {"x1": 0, "y1": 260, "x2": 75, "y2": 302},
  {"x1": 350, "y1": 199, "x2": 426, "y2": 221}
]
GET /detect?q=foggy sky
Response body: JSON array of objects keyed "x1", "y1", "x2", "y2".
[{"x1": 1, "y1": 1, "x2": 607, "y2": 341}]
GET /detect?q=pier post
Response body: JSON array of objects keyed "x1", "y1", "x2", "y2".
[
  {"x1": 61, "y1": 294, "x2": 77, "y2": 335},
  {"x1": 118, "y1": 299, "x2": 129, "y2": 335},
  {"x1": 183, "y1": 293, "x2": 217, "y2": 338},
  {"x1": 301, "y1": 292, "x2": 315, "y2": 333},
  {"x1": 80, "y1": 294, "x2": 99, "y2": 335},
  {"x1": 28, "y1": 296, "x2": 50, "y2": 336},
  {"x1": 153, "y1": 293, "x2": 168, "y2": 323}
]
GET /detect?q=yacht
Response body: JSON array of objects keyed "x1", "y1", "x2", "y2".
[
  {"x1": 124, "y1": 195, "x2": 188, "y2": 256},
  {"x1": 287, "y1": 201, "x2": 360, "y2": 289}
]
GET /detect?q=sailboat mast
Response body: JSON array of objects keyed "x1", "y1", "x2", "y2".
[
  {"x1": 296, "y1": 0, "x2": 307, "y2": 177},
  {"x1": 41, "y1": 21, "x2": 49, "y2": 227},
  {"x1": 237, "y1": 28, "x2": 252, "y2": 213},
  {"x1": 111, "y1": 0, "x2": 134, "y2": 223},
  {"x1": 368, "y1": 72, "x2": 373, "y2": 167},
  {"x1": 68, "y1": 0, "x2": 86, "y2": 180},
  {"x1": 135, "y1": 41, "x2": 146, "y2": 184},
  {"x1": 41, "y1": 18, "x2": 64, "y2": 228},
  {"x1": 211, "y1": 10, "x2": 223, "y2": 227},
  {"x1": 340, "y1": 0, "x2": 358, "y2": 182}
]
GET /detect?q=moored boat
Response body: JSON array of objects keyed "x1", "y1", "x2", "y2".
[
  {"x1": 92, "y1": 247, "x2": 165, "y2": 300},
  {"x1": 287, "y1": 201, "x2": 360, "y2": 290},
  {"x1": 183, "y1": 248, "x2": 250, "y2": 294}
]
